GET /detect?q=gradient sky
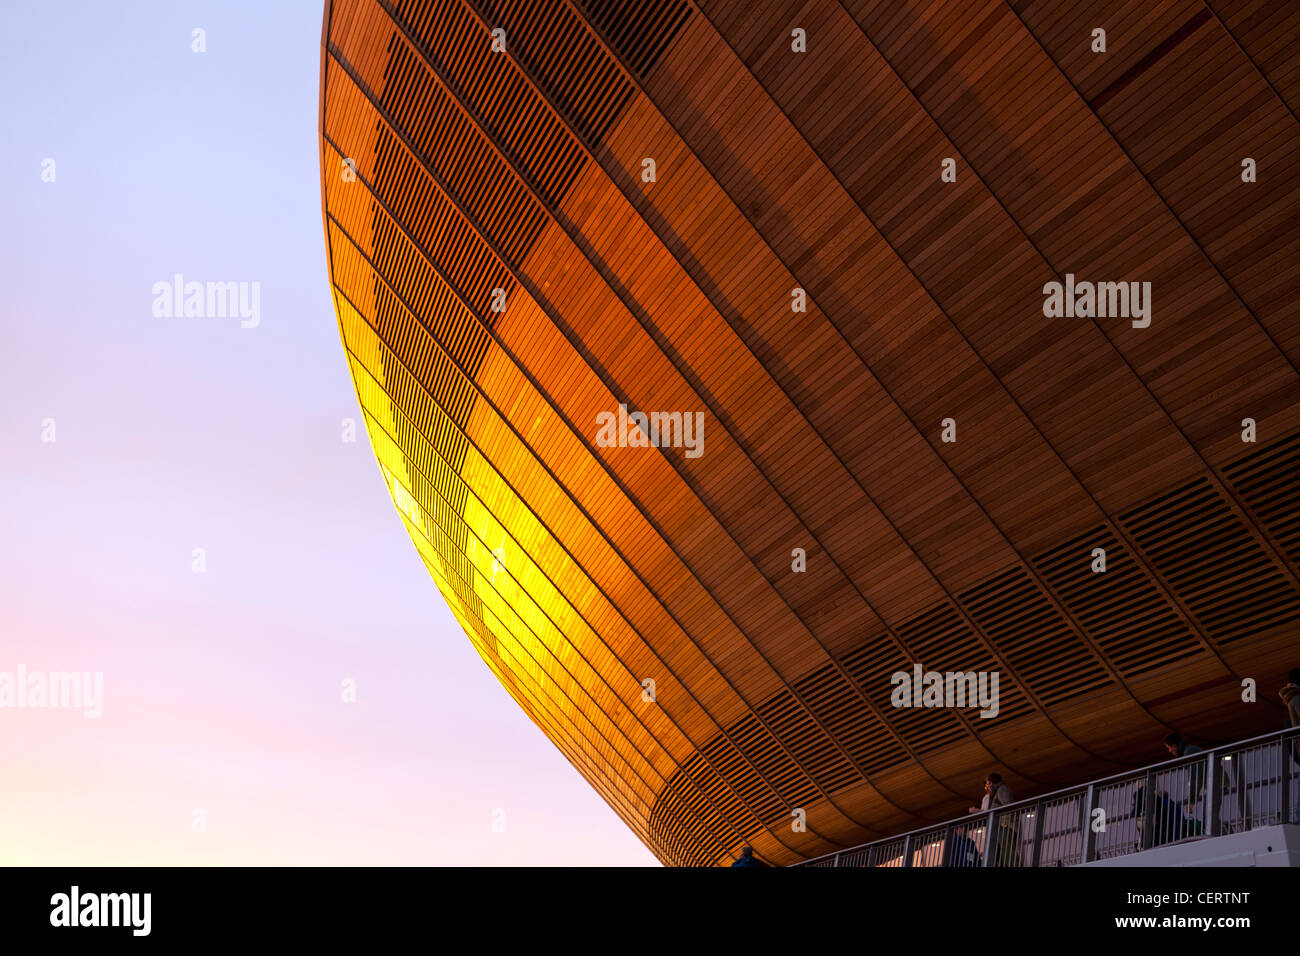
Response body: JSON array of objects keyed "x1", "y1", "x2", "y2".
[{"x1": 0, "y1": 0, "x2": 655, "y2": 866}]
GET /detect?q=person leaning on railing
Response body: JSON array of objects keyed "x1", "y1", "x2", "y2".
[
  {"x1": 967, "y1": 772, "x2": 1022, "y2": 866},
  {"x1": 968, "y1": 772, "x2": 1015, "y2": 815}
]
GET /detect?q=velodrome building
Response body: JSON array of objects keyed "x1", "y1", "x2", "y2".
[{"x1": 318, "y1": 0, "x2": 1300, "y2": 866}]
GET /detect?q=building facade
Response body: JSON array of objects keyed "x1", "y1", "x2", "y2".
[{"x1": 318, "y1": 0, "x2": 1300, "y2": 866}]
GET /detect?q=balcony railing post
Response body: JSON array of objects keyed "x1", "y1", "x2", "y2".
[
  {"x1": 982, "y1": 810, "x2": 996, "y2": 867},
  {"x1": 832, "y1": 851, "x2": 841, "y2": 868},
  {"x1": 1081, "y1": 784, "x2": 1097, "y2": 863},
  {"x1": 901, "y1": 833, "x2": 914, "y2": 868},
  {"x1": 1029, "y1": 800, "x2": 1046, "y2": 867},
  {"x1": 1140, "y1": 770, "x2": 1156, "y2": 850},
  {"x1": 1205, "y1": 751, "x2": 1221, "y2": 838},
  {"x1": 1280, "y1": 734, "x2": 1291, "y2": 827},
  {"x1": 1235, "y1": 753, "x2": 1249, "y2": 831}
]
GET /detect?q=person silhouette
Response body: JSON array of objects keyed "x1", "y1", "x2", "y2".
[{"x1": 730, "y1": 845, "x2": 768, "y2": 867}]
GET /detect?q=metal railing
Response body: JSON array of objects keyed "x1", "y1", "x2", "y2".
[{"x1": 797, "y1": 726, "x2": 1300, "y2": 867}]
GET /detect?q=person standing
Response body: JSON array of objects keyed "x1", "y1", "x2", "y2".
[
  {"x1": 1163, "y1": 732, "x2": 1206, "y2": 812},
  {"x1": 968, "y1": 773, "x2": 1021, "y2": 866},
  {"x1": 968, "y1": 772, "x2": 1015, "y2": 814}
]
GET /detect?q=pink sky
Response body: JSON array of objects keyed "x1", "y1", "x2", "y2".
[{"x1": 0, "y1": 0, "x2": 656, "y2": 866}]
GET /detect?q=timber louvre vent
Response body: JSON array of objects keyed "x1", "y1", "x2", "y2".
[
  {"x1": 1222, "y1": 430, "x2": 1300, "y2": 570},
  {"x1": 726, "y1": 711, "x2": 821, "y2": 822},
  {"x1": 388, "y1": 0, "x2": 591, "y2": 209},
  {"x1": 839, "y1": 638, "x2": 964, "y2": 758},
  {"x1": 1032, "y1": 526, "x2": 1202, "y2": 679},
  {"x1": 371, "y1": 123, "x2": 520, "y2": 332},
  {"x1": 892, "y1": 601, "x2": 1034, "y2": 727},
  {"x1": 574, "y1": 0, "x2": 693, "y2": 80},
  {"x1": 390, "y1": 0, "x2": 691, "y2": 204},
  {"x1": 959, "y1": 567, "x2": 1113, "y2": 707},
  {"x1": 646, "y1": 766, "x2": 710, "y2": 866},
  {"x1": 650, "y1": 752, "x2": 746, "y2": 867},
  {"x1": 699, "y1": 728, "x2": 790, "y2": 827},
  {"x1": 793, "y1": 662, "x2": 902, "y2": 783},
  {"x1": 754, "y1": 678, "x2": 860, "y2": 795},
  {"x1": 1119, "y1": 477, "x2": 1300, "y2": 646},
  {"x1": 375, "y1": 32, "x2": 550, "y2": 285}
]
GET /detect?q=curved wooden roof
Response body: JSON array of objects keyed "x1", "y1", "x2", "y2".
[{"x1": 319, "y1": 0, "x2": 1300, "y2": 865}]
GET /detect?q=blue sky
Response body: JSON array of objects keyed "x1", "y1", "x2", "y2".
[{"x1": 0, "y1": 0, "x2": 654, "y2": 866}]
